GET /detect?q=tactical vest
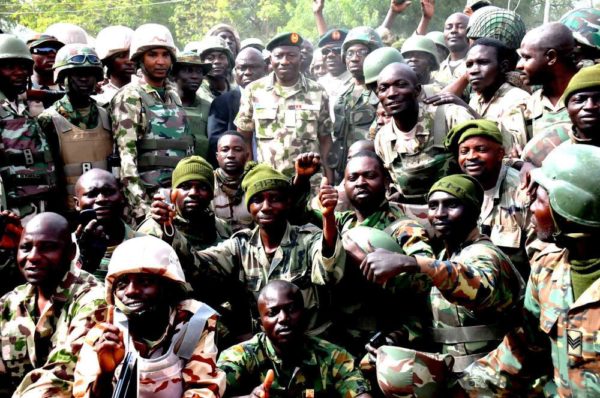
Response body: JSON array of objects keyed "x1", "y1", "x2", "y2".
[
  {"x1": 0, "y1": 106, "x2": 56, "y2": 206},
  {"x1": 183, "y1": 103, "x2": 209, "y2": 159},
  {"x1": 136, "y1": 88, "x2": 193, "y2": 190},
  {"x1": 48, "y1": 106, "x2": 113, "y2": 209}
]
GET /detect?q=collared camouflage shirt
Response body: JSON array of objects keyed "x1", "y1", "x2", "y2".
[
  {"x1": 463, "y1": 244, "x2": 600, "y2": 397},
  {"x1": 218, "y1": 332, "x2": 371, "y2": 398},
  {"x1": 0, "y1": 264, "x2": 106, "y2": 397},
  {"x1": 433, "y1": 56, "x2": 467, "y2": 88},
  {"x1": 524, "y1": 88, "x2": 571, "y2": 139},
  {"x1": 235, "y1": 73, "x2": 333, "y2": 177},
  {"x1": 38, "y1": 95, "x2": 101, "y2": 132}
]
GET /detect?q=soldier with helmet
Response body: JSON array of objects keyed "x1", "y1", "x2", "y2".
[
  {"x1": 93, "y1": 25, "x2": 135, "y2": 106},
  {"x1": 462, "y1": 144, "x2": 600, "y2": 396},
  {"x1": 173, "y1": 52, "x2": 213, "y2": 158},
  {"x1": 560, "y1": 8, "x2": 600, "y2": 67},
  {"x1": 73, "y1": 235, "x2": 226, "y2": 398},
  {"x1": 110, "y1": 24, "x2": 193, "y2": 224},
  {"x1": 37, "y1": 44, "x2": 113, "y2": 213},
  {"x1": 328, "y1": 27, "x2": 382, "y2": 183},
  {"x1": 197, "y1": 36, "x2": 236, "y2": 105},
  {"x1": 362, "y1": 47, "x2": 405, "y2": 93},
  {"x1": 0, "y1": 34, "x2": 58, "y2": 223},
  {"x1": 400, "y1": 35, "x2": 442, "y2": 97},
  {"x1": 425, "y1": 31, "x2": 450, "y2": 64}
]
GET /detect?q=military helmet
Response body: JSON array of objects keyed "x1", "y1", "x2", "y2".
[
  {"x1": 174, "y1": 51, "x2": 213, "y2": 74},
  {"x1": 105, "y1": 236, "x2": 191, "y2": 305},
  {"x1": 560, "y1": 8, "x2": 600, "y2": 50},
  {"x1": 342, "y1": 26, "x2": 383, "y2": 60},
  {"x1": 400, "y1": 35, "x2": 440, "y2": 70},
  {"x1": 183, "y1": 41, "x2": 202, "y2": 53},
  {"x1": 467, "y1": 7, "x2": 526, "y2": 49},
  {"x1": 198, "y1": 36, "x2": 235, "y2": 68},
  {"x1": 129, "y1": 23, "x2": 177, "y2": 63},
  {"x1": 377, "y1": 346, "x2": 454, "y2": 397},
  {"x1": 363, "y1": 47, "x2": 405, "y2": 85},
  {"x1": 53, "y1": 43, "x2": 103, "y2": 83},
  {"x1": 531, "y1": 144, "x2": 600, "y2": 228},
  {"x1": 0, "y1": 34, "x2": 33, "y2": 64},
  {"x1": 44, "y1": 23, "x2": 88, "y2": 45},
  {"x1": 344, "y1": 226, "x2": 404, "y2": 255},
  {"x1": 240, "y1": 38, "x2": 265, "y2": 52},
  {"x1": 95, "y1": 26, "x2": 134, "y2": 61},
  {"x1": 426, "y1": 31, "x2": 448, "y2": 51}
]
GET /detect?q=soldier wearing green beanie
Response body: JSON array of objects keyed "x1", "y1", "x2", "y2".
[
  {"x1": 360, "y1": 173, "x2": 524, "y2": 396},
  {"x1": 241, "y1": 162, "x2": 290, "y2": 209}
]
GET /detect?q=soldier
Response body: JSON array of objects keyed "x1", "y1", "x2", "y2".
[
  {"x1": 110, "y1": 24, "x2": 193, "y2": 224},
  {"x1": 173, "y1": 51, "x2": 213, "y2": 158},
  {"x1": 0, "y1": 34, "x2": 58, "y2": 224},
  {"x1": 218, "y1": 280, "x2": 373, "y2": 397},
  {"x1": 26, "y1": 34, "x2": 64, "y2": 90},
  {"x1": 434, "y1": 13, "x2": 470, "y2": 88},
  {"x1": 310, "y1": 48, "x2": 327, "y2": 79},
  {"x1": 197, "y1": 36, "x2": 236, "y2": 104},
  {"x1": 400, "y1": 35, "x2": 442, "y2": 97},
  {"x1": 373, "y1": 63, "x2": 471, "y2": 225},
  {"x1": 560, "y1": 8, "x2": 600, "y2": 67},
  {"x1": 300, "y1": 38, "x2": 314, "y2": 76},
  {"x1": 366, "y1": 175, "x2": 524, "y2": 395},
  {"x1": 192, "y1": 162, "x2": 345, "y2": 336},
  {"x1": 206, "y1": 23, "x2": 241, "y2": 58},
  {"x1": 37, "y1": 44, "x2": 113, "y2": 212},
  {"x1": 93, "y1": 26, "x2": 135, "y2": 106},
  {"x1": 236, "y1": 32, "x2": 335, "y2": 182},
  {"x1": 0, "y1": 212, "x2": 105, "y2": 397},
  {"x1": 445, "y1": 120, "x2": 531, "y2": 278},
  {"x1": 328, "y1": 27, "x2": 382, "y2": 183},
  {"x1": 317, "y1": 28, "x2": 351, "y2": 113},
  {"x1": 73, "y1": 169, "x2": 144, "y2": 280},
  {"x1": 426, "y1": 31, "x2": 450, "y2": 63},
  {"x1": 462, "y1": 144, "x2": 600, "y2": 397},
  {"x1": 73, "y1": 236, "x2": 226, "y2": 398},
  {"x1": 213, "y1": 131, "x2": 253, "y2": 232}
]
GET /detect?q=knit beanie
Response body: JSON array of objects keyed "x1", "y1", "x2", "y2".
[
  {"x1": 561, "y1": 64, "x2": 600, "y2": 103},
  {"x1": 428, "y1": 174, "x2": 484, "y2": 215},
  {"x1": 172, "y1": 156, "x2": 214, "y2": 191},
  {"x1": 241, "y1": 163, "x2": 290, "y2": 209}
]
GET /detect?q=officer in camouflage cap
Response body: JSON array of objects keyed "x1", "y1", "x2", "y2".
[
  {"x1": 37, "y1": 44, "x2": 113, "y2": 212},
  {"x1": 329, "y1": 27, "x2": 382, "y2": 183},
  {"x1": 0, "y1": 34, "x2": 58, "y2": 223},
  {"x1": 110, "y1": 24, "x2": 193, "y2": 224},
  {"x1": 173, "y1": 51, "x2": 213, "y2": 158},
  {"x1": 560, "y1": 8, "x2": 600, "y2": 66},
  {"x1": 463, "y1": 144, "x2": 600, "y2": 397},
  {"x1": 236, "y1": 32, "x2": 336, "y2": 183}
]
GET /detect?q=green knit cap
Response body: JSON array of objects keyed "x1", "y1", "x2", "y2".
[
  {"x1": 172, "y1": 156, "x2": 214, "y2": 191},
  {"x1": 561, "y1": 64, "x2": 600, "y2": 104},
  {"x1": 428, "y1": 174, "x2": 484, "y2": 213},
  {"x1": 444, "y1": 119, "x2": 503, "y2": 154},
  {"x1": 241, "y1": 163, "x2": 290, "y2": 209}
]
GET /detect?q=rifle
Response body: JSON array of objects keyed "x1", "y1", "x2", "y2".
[{"x1": 112, "y1": 351, "x2": 137, "y2": 398}]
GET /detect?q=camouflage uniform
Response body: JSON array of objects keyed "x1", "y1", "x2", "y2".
[
  {"x1": 462, "y1": 244, "x2": 600, "y2": 397},
  {"x1": 110, "y1": 78, "x2": 193, "y2": 222},
  {"x1": 193, "y1": 222, "x2": 345, "y2": 336},
  {"x1": 212, "y1": 170, "x2": 254, "y2": 232},
  {"x1": 520, "y1": 123, "x2": 571, "y2": 167},
  {"x1": 0, "y1": 264, "x2": 105, "y2": 397},
  {"x1": 0, "y1": 91, "x2": 57, "y2": 223},
  {"x1": 524, "y1": 88, "x2": 571, "y2": 138},
  {"x1": 433, "y1": 57, "x2": 467, "y2": 88},
  {"x1": 92, "y1": 81, "x2": 120, "y2": 107},
  {"x1": 183, "y1": 94, "x2": 211, "y2": 158},
  {"x1": 235, "y1": 72, "x2": 333, "y2": 177},
  {"x1": 479, "y1": 164, "x2": 532, "y2": 279},
  {"x1": 197, "y1": 79, "x2": 234, "y2": 106},
  {"x1": 218, "y1": 332, "x2": 371, "y2": 397},
  {"x1": 318, "y1": 70, "x2": 353, "y2": 118},
  {"x1": 469, "y1": 82, "x2": 530, "y2": 151}
]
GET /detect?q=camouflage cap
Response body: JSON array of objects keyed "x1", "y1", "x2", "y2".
[
  {"x1": 444, "y1": 119, "x2": 503, "y2": 154},
  {"x1": 266, "y1": 32, "x2": 303, "y2": 52},
  {"x1": 467, "y1": 7, "x2": 526, "y2": 49},
  {"x1": 242, "y1": 163, "x2": 290, "y2": 209},
  {"x1": 175, "y1": 51, "x2": 213, "y2": 74},
  {"x1": 429, "y1": 174, "x2": 484, "y2": 213},
  {"x1": 317, "y1": 28, "x2": 349, "y2": 48},
  {"x1": 560, "y1": 8, "x2": 600, "y2": 50},
  {"x1": 376, "y1": 346, "x2": 454, "y2": 397},
  {"x1": 26, "y1": 34, "x2": 64, "y2": 50},
  {"x1": 561, "y1": 64, "x2": 600, "y2": 103}
]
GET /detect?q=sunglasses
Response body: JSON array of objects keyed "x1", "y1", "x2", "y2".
[
  {"x1": 67, "y1": 54, "x2": 101, "y2": 65},
  {"x1": 321, "y1": 47, "x2": 342, "y2": 57},
  {"x1": 31, "y1": 47, "x2": 58, "y2": 55},
  {"x1": 345, "y1": 49, "x2": 369, "y2": 59}
]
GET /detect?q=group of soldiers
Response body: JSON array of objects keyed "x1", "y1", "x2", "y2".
[{"x1": 0, "y1": 0, "x2": 599, "y2": 397}]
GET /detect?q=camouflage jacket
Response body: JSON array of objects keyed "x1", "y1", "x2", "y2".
[
  {"x1": 110, "y1": 78, "x2": 191, "y2": 222},
  {"x1": 0, "y1": 264, "x2": 106, "y2": 397},
  {"x1": 374, "y1": 102, "x2": 471, "y2": 203},
  {"x1": 524, "y1": 88, "x2": 571, "y2": 139},
  {"x1": 193, "y1": 222, "x2": 345, "y2": 336},
  {"x1": 479, "y1": 165, "x2": 532, "y2": 279},
  {"x1": 462, "y1": 244, "x2": 600, "y2": 397},
  {"x1": 469, "y1": 82, "x2": 530, "y2": 151},
  {"x1": 218, "y1": 332, "x2": 371, "y2": 398},
  {"x1": 414, "y1": 228, "x2": 525, "y2": 365},
  {"x1": 37, "y1": 95, "x2": 101, "y2": 132},
  {"x1": 432, "y1": 56, "x2": 467, "y2": 88},
  {"x1": 235, "y1": 73, "x2": 333, "y2": 177},
  {"x1": 318, "y1": 70, "x2": 353, "y2": 118},
  {"x1": 520, "y1": 123, "x2": 572, "y2": 167},
  {"x1": 74, "y1": 299, "x2": 226, "y2": 398}
]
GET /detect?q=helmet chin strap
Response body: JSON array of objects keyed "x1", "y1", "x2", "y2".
[
  {"x1": 114, "y1": 295, "x2": 161, "y2": 320},
  {"x1": 550, "y1": 207, "x2": 592, "y2": 243}
]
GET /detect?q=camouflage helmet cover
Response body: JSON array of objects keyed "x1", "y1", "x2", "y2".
[
  {"x1": 400, "y1": 35, "x2": 440, "y2": 69},
  {"x1": 95, "y1": 25, "x2": 134, "y2": 60},
  {"x1": 129, "y1": 23, "x2": 177, "y2": 62},
  {"x1": 560, "y1": 8, "x2": 600, "y2": 50},
  {"x1": 342, "y1": 26, "x2": 384, "y2": 59},
  {"x1": 363, "y1": 47, "x2": 405, "y2": 85},
  {"x1": 175, "y1": 51, "x2": 212, "y2": 74},
  {"x1": 0, "y1": 34, "x2": 33, "y2": 64},
  {"x1": 44, "y1": 23, "x2": 88, "y2": 45},
  {"x1": 467, "y1": 7, "x2": 526, "y2": 49},
  {"x1": 53, "y1": 43, "x2": 103, "y2": 83}
]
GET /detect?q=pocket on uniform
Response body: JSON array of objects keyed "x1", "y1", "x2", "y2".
[
  {"x1": 490, "y1": 224, "x2": 522, "y2": 249},
  {"x1": 254, "y1": 107, "x2": 278, "y2": 138},
  {"x1": 1, "y1": 335, "x2": 27, "y2": 362}
]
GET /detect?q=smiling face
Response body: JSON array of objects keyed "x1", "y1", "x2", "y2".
[
  {"x1": 457, "y1": 136, "x2": 505, "y2": 183},
  {"x1": 376, "y1": 63, "x2": 420, "y2": 117},
  {"x1": 248, "y1": 189, "x2": 290, "y2": 230},
  {"x1": 427, "y1": 191, "x2": 474, "y2": 240},
  {"x1": 270, "y1": 46, "x2": 301, "y2": 86},
  {"x1": 113, "y1": 273, "x2": 163, "y2": 315},
  {"x1": 75, "y1": 169, "x2": 124, "y2": 222},
  {"x1": 0, "y1": 59, "x2": 32, "y2": 95}
]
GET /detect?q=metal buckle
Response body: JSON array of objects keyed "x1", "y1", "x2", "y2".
[
  {"x1": 24, "y1": 149, "x2": 34, "y2": 165},
  {"x1": 81, "y1": 162, "x2": 93, "y2": 173}
]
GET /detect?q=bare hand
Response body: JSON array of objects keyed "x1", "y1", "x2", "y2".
[
  {"x1": 0, "y1": 210, "x2": 22, "y2": 249},
  {"x1": 94, "y1": 323, "x2": 125, "y2": 374},
  {"x1": 151, "y1": 192, "x2": 174, "y2": 225},
  {"x1": 313, "y1": 0, "x2": 324, "y2": 14},
  {"x1": 295, "y1": 152, "x2": 321, "y2": 179},
  {"x1": 390, "y1": 0, "x2": 411, "y2": 13},
  {"x1": 420, "y1": 0, "x2": 435, "y2": 19},
  {"x1": 318, "y1": 177, "x2": 338, "y2": 217},
  {"x1": 360, "y1": 249, "x2": 419, "y2": 284}
]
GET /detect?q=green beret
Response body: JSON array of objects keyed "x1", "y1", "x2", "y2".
[
  {"x1": 172, "y1": 156, "x2": 214, "y2": 192},
  {"x1": 560, "y1": 64, "x2": 600, "y2": 104},
  {"x1": 429, "y1": 174, "x2": 484, "y2": 213},
  {"x1": 318, "y1": 28, "x2": 349, "y2": 48},
  {"x1": 444, "y1": 119, "x2": 503, "y2": 154},
  {"x1": 266, "y1": 32, "x2": 303, "y2": 52},
  {"x1": 242, "y1": 163, "x2": 290, "y2": 209}
]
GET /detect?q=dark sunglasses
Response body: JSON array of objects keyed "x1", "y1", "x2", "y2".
[
  {"x1": 321, "y1": 47, "x2": 342, "y2": 56},
  {"x1": 31, "y1": 47, "x2": 58, "y2": 55},
  {"x1": 67, "y1": 54, "x2": 101, "y2": 65}
]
